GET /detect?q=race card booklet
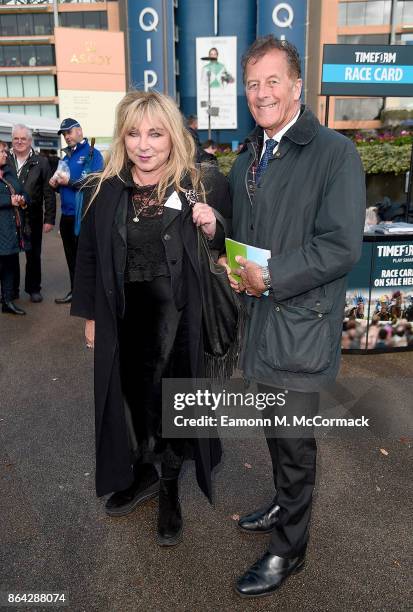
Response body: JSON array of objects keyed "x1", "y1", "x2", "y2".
[{"x1": 225, "y1": 238, "x2": 271, "y2": 295}]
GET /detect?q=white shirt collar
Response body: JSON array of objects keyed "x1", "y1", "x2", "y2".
[{"x1": 261, "y1": 109, "x2": 301, "y2": 157}]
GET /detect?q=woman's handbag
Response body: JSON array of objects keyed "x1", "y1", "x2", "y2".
[{"x1": 185, "y1": 190, "x2": 244, "y2": 380}]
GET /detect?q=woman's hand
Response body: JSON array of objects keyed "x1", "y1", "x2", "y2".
[
  {"x1": 217, "y1": 256, "x2": 244, "y2": 293},
  {"x1": 11, "y1": 194, "x2": 26, "y2": 208},
  {"x1": 192, "y1": 202, "x2": 217, "y2": 240},
  {"x1": 85, "y1": 319, "x2": 95, "y2": 349}
]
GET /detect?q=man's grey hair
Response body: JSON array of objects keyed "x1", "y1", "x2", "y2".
[{"x1": 12, "y1": 124, "x2": 33, "y2": 140}]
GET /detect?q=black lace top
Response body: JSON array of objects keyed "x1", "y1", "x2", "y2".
[{"x1": 125, "y1": 183, "x2": 170, "y2": 282}]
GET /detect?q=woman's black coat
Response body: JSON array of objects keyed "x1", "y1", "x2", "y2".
[{"x1": 71, "y1": 168, "x2": 231, "y2": 500}]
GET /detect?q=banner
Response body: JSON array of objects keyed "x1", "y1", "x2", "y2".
[
  {"x1": 343, "y1": 240, "x2": 413, "y2": 351},
  {"x1": 196, "y1": 37, "x2": 237, "y2": 130},
  {"x1": 256, "y1": 1, "x2": 307, "y2": 85},
  {"x1": 127, "y1": 0, "x2": 176, "y2": 97},
  {"x1": 322, "y1": 45, "x2": 413, "y2": 97}
]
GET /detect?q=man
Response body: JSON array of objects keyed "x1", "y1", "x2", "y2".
[
  {"x1": 226, "y1": 36, "x2": 366, "y2": 598},
  {"x1": 202, "y1": 139, "x2": 218, "y2": 156},
  {"x1": 9, "y1": 124, "x2": 56, "y2": 303},
  {"x1": 50, "y1": 118, "x2": 103, "y2": 304}
]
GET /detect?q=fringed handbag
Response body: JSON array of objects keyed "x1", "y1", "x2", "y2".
[{"x1": 185, "y1": 190, "x2": 244, "y2": 381}]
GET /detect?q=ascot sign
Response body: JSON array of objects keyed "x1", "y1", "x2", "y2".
[{"x1": 321, "y1": 45, "x2": 413, "y2": 96}]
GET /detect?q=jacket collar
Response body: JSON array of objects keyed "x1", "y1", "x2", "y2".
[
  {"x1": 63, "y1": 138, "x2": 88, "y2": 157},
  {"x1": 241, "y1": 105, "x2": 320, "y2": 152}
]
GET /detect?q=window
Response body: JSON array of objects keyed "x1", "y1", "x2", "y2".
[
  {"x1": 0, "y1": 45, "x2": 55, "y2": 67},
  {"x1": 337, "y1": 35, "x2": 390, "y2": 44},
  {"x1": 0, "y1": 14, "x2": 17, "y2": 36},
  {"x1": 20, "y1": 46, "x2": 36, "y2": 67},
  {"x1": 7, "y1": 76, "x2": 23, "y2": 97},
  {"x1": 38, "y1": 75, "x2": 55, "y2": 96},
  {"x1": 399, "y1": 0, "x2": 413, "y2": 23},
  {"x1": 347, "y1": 2, "x2": 366, "y2": 25},
  {"x1": 25, "y1": 104, "x2": 41, "y2": 116},
  {"x1": 0, "y1": 12, "x2": 52, "y2": 36},
  {"x1": 59, "y1": 11, "x2": 107, "y2": 29},
  {"x1": 33, "y1": 13, "x2": 53, "y2": 35},
  {"x1": 4, "y1": 46, "x2": 21, "y2": 66},
  {"x1": 36, "y1": 45, "x2": 54, "y2": 66},
  {"x1": 0, "y1": 77, "x2": 7, "y2": 98},
  {"x1": 0, "y1": 104, "x2": 58, "y2": 118},
  {"x1": 23, "y1": 75, "x2": 40, "y2": 97},
  {"x1": 335, "y1": 98, "x2": 384, "y2": 121},
  {"x1": 39, "y1": 104, "x2": 57, "y2": 118},
  {"x1": 17, "y1": 14, "x2": 34, "y2": 36},
  {"x1": 0, "y1": 75, "x2": 56, "y2": 98},
  {"x1": 338, "y1": 1, "x2": 392, "y2": 26}
]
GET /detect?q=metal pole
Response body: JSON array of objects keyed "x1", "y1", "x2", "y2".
[
  {"x1": 406, "y1": 143, "x2": 413, "y2": 223},
  {"x1": 53, "y1": 0, "x2": 59, "y2": 28},
  {"x1": 324, "y1": 95, "x2": 330, "y2": 127},
  {"x1": 207, "y1": 70, "x2": 211, "y2": 140},
  {"x1": 214, "y1": 0, "x2": 218, "y2": 36},
  {"x1": 390, "y1": 0, "x2": 397, "y2": 44}
]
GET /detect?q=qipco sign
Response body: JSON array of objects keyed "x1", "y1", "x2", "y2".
[
  {"x1": 127, "y1": 0, "x2": 175, "y2": 96},
  {"x1": 256, "y1": 0, "x2": 308, "y2": 83}
]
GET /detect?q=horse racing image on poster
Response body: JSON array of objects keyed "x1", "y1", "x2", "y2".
[
  {"x1": 196, "y1": 36, "x2": 237, "y2": 130},
  {"x1": 342, "y1": 241, "x2": 413, "y2": 351}
]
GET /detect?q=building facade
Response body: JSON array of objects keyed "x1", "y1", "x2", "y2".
[
  {"x1": 0, "y1": 0, "x2": 123, "y2": 148},
  {"x1": 308, "y1": 0, "x2": 413, "y2": 130}
]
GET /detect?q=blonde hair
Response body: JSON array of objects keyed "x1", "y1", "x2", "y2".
[{"x1": 86, "y1": 90, "x2": 202, "y2": 209}]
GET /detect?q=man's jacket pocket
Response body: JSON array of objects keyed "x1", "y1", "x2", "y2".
[{"x1": 257, "y1": 296, "x2": 333, "y2": 374}]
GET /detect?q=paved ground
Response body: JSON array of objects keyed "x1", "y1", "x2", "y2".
[{"x1": 0, "y1": 225, "x2": 412, "y2": 612}]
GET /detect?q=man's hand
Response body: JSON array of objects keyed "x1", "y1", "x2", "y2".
[
  {"x1": 11, "y1": 194, "x2": 26, "y2": 208},
  {"x1": 49, "y1": 176, "x2": 58, "y2": 188},
  {"x1": 57, "y1": 174, "x2": 69, "y2": 186},
  {"x1": 234, "y1": 256, "x2": 265, "y2": 297},
  {"x1": 218, "y1": 256, "x2": 244, "y2": 293},
  {"x1": 43, "y1": 223, "x2": 54, "y2": 233},
  {"x1": 85, "y1": 319, "x2": 95, "y2": 349},
  {"x1": 192, "y1": 202, "x2": 217, "y2": 239}
]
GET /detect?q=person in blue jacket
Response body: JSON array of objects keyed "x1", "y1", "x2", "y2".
[{"x1": 50, "y1": 118, "x2": 104, "y2": 304}]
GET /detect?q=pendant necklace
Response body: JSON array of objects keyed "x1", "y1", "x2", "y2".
[{"x1": 131, "y1": 174, "x2": 157, "y2": 223}]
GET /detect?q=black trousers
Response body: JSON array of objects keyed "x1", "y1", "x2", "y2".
[
  {"x1": 259, "y1": 383, "x2": 319, "y2": 558},
  {"x1": 119, "y1": 277, "x2": 190, "y2": 470},
  {"x1": 24, "y1": 213, "x2": 43, "y2": 294},
  {"x1": 60, "y1": 214, "x2": 78, "y2": 290},
  {"x1": 0, "y1": 253, "x2": 19, "y2": 302}
]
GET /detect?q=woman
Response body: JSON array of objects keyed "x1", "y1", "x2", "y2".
[
  {"x1": 0, "y1": 140, "x2": 28, "y2": 315},
  {"x1": 71, "y1": 91, "x2": 231, "y2": 545}
]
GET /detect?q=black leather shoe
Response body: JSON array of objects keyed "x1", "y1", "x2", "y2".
[
  {"x1": 238, "y1": 498, "x2": 280, "y2": 534},
  {"x1": 2, "y1": 301, "x2": 26, "y2": 315},
  {"x1": 55, "y1": 292, "x2": 72, "y2": 304},
  {"x1": 105, "y1": 463, "x2": 159, "y2": 517},
  {"x1": 235, "y1": 552, "x2": 306, "y2": 598},
  {"x1": 30, "y1": 292, "x2": 43, "y2": 303},
  {"x1": 157, "y1": 477, "x2": 183, "y2": 546}
]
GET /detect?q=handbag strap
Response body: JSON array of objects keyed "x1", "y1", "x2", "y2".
[{"x1": 183, "y1": 188, "x2": 228, "y2": 234}]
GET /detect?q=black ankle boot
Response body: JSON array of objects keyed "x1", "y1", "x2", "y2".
[
  {"x1": 157, "y1": 477, "x2": 182, "y2": 546},
  {"x1": 105, "y1": 463, "x2": 159, "y2": 517}
]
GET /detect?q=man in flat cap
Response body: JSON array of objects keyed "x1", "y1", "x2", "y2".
[{"x1": 50, "y1": 118, "x2": 104, "y2": 304}]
